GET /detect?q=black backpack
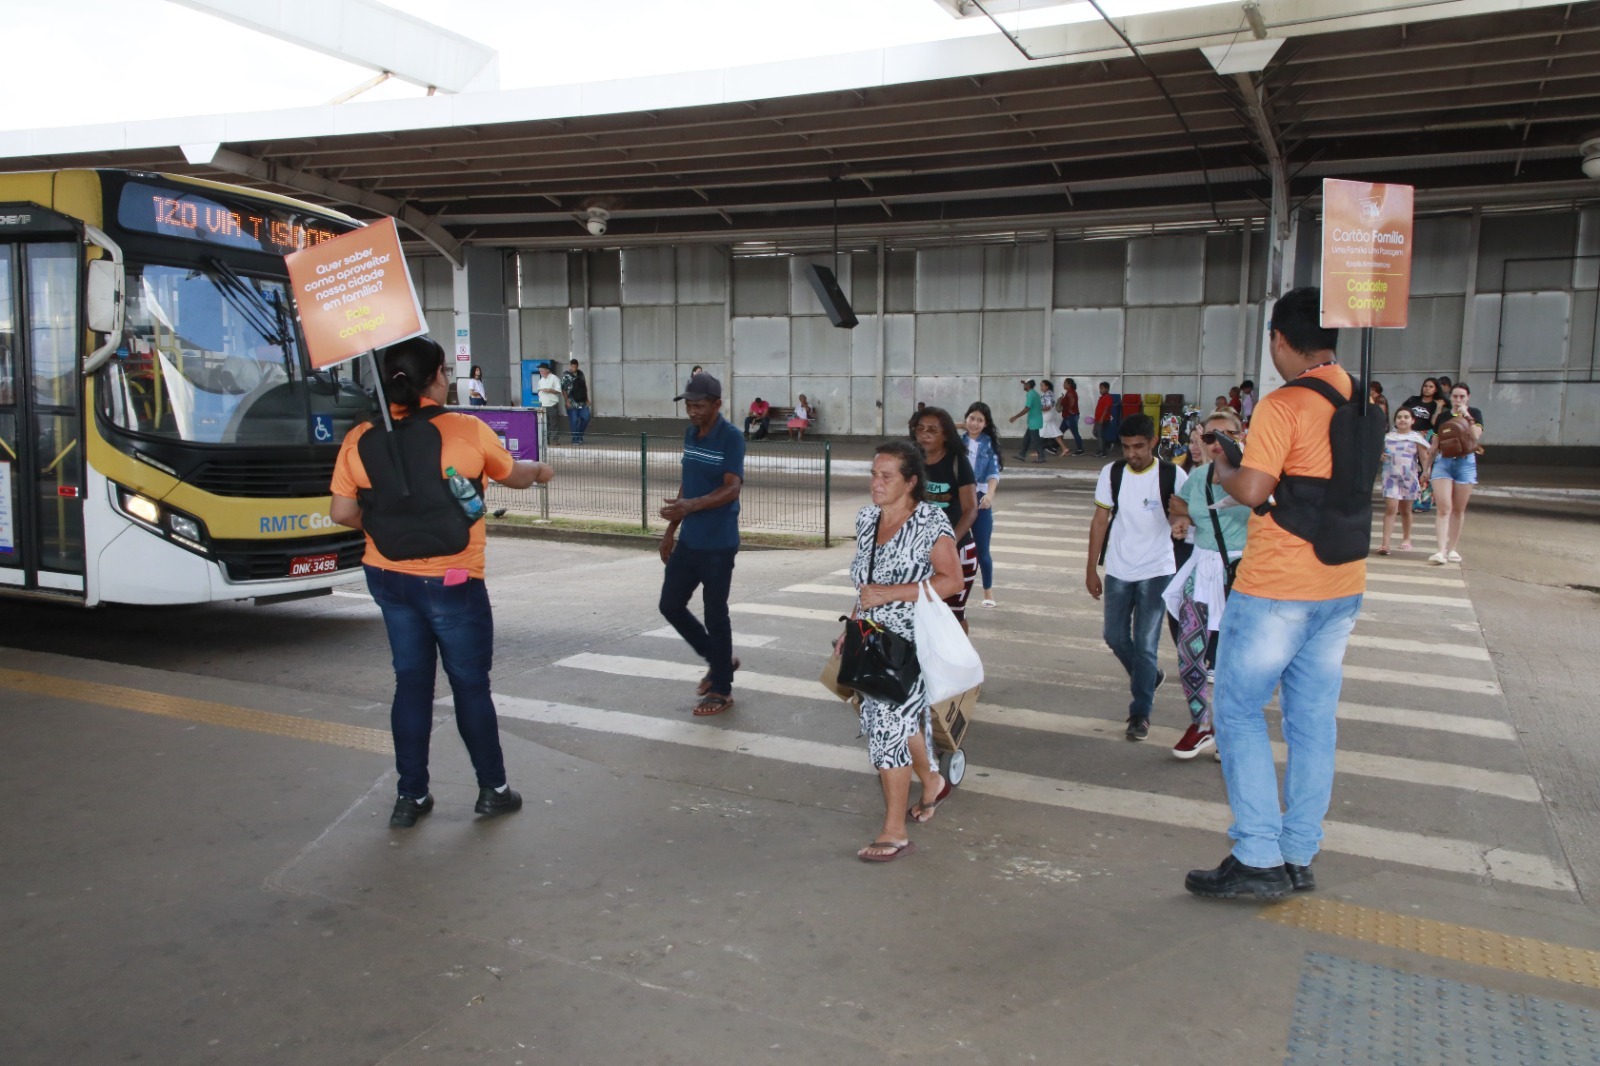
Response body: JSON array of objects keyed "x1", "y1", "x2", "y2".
[
  {"x1": 1265, "y1": 375, "x2": 1387, "y2": 565},
  {"x1": 355, "y1": 406, "x2": 482, "y2": 561},
  {"x1": 1099, "y1": 459, "x2": 1189, "y2": 569}
]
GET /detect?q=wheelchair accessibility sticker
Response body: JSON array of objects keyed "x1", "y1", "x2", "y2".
[{"x1": 312, "y1": 413, "x2": 336, "y2": 443}]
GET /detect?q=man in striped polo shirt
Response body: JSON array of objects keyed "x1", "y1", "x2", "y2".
[{"x1": 659, "y1": 371, "x2": 746, "y2": 716}]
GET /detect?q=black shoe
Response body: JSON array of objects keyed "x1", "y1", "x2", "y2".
[
  {"x1": 1125, "y1": 716, "x2": 1150, "y2": 741},
  {"x1": 474, "y1": 786, "x2": 523, "y2": 818},
  {"x1": 1073, "y1": 450, "x2": 1086, "y2": 456},
  {"x1": 1185, "y1": 855, "x2": 1293, "y2": 900},
  {"x1": 1285, "y1": 863, "x2": 1316, "y2": 892},
  {"x1": 1153, "y1": 669, "x2": 1167, "y2": 695},
  {"x1": 390, "y1": 794, "x2": 434, "y2": 828}
]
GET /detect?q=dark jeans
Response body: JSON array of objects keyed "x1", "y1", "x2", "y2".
[
  {"x1": 1064, "y1": 414, "x2": 1083, "y2": 451},
  {"x1": 743, "y1": 415, "x2": 770, "y2": 440},
  {"x1": 971, "y1": 505, "x2": 994, "y2": 589},
  {"x1": 365, "y1": 565, "x2": 507, "y2": 800},
  {"x1": 1018, "y1": 428, "x2": 1044, "y2": 458},
  {"x1": 1096, "y1": 421, "x2": 1118, "y2": 456},
  {"x1": 568, "y1": 404, "x2": 591, "y2": 443},
  {"x1": 659, "y1": 546, "x2": 738, "y2": 695}
]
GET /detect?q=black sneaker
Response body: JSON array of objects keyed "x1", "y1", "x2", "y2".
[
  {"x1": 1285, "y1": 863, "x2": 1316, "y2": 892},
  {"x1": 1185, "y1": 855, "x2": 1292, "y2": 901},
  {"x1": 1153, "y1": 669, "x2": 1167, "y2": 695},
  {"x1": 390, "y1": 794, "x2": 434, "y2": 828},
  {"x1": 474, "y1": 786, "x2": 523, "y2": 818},
  {"x1": 1125, "y1": 716, "x2": 1150, "y2": 741}
]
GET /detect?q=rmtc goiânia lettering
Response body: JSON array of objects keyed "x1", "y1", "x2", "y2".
[{"x1": 260, "y1": 512, "x2": 339, "y2": 534}]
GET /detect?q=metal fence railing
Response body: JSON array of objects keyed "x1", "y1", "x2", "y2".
[{"x1": 483, "y1": 432, "x2": 834, "y2": 544}]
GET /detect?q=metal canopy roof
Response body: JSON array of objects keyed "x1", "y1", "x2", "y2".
[{"x1": 10, "y1": 2, "x2": 1600, "y2": 251}]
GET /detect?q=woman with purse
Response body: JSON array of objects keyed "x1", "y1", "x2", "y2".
[
  {"x1": 1160, "y1": 410, "x2": 1249, "y2": 761},
  {"x1": 838, "y1": 441, "x2": 964, "y2": 862},
  {"x1": 1429, "y1": 383, "x2": 1485, "y2": 565}
]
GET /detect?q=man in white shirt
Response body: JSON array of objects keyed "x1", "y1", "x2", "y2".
[
  {"x1": 1084, "y1": 413, "x2": 1188, "y2": 740},
  {"x1": 535, "y1": 362, "x2": 563, "y2": 442}
]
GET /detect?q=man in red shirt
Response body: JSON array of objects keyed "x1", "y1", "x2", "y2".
[{"x1": 1090, "y1": 382, "x2": 1116, "y2": 457}]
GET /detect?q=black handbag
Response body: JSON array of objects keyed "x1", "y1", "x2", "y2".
[{"x1": 836, "y1": 516, "x2": 921, "y2": 704}]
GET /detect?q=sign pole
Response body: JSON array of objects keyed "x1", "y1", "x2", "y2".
[{"x1": 1359, "y1": 328, "x2": 1373, "y2": 416}]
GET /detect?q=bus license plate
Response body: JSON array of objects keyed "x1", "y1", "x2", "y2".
[{"x1": 289, "y1": 553, "x2": 340, "y2": 577}]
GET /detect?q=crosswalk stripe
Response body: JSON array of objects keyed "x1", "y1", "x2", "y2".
[
  {"x1": 485, "y1": 692, "x2": 1571, "y2": 892},
  {"x1": 1346, "y1": 634, "x2": 1489, "y2": 662},
  {"x1": 732, "y1": 603, "x2": 840, "y2": 623},
  {"x1": 1343, "y1": 663, "x2": 1498, "y2": 694},
  {"x1": 993, "y1": 531, "x2": 1084, "y2": 545},
  {"x1": 1337, "y1": 701, "x2": 1516, "y2": 740},
  {"x1": 643, "y1": 626, "x2": 779, "y2": 649},
  {"x1": 1363, "y1": 590, "x2": 1472, "y2": 608},
  {"x1": 993, "y1": 545, "x2": 1085, "y2": 559},
  {"x1": 553, "y1": 653, "x2": 1523, "y2": 797}
]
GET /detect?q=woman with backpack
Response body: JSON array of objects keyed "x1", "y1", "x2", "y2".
[
  {"x1": 1428, "y1": 383, "x2": 1484, "y2": 565},
  {"x1": 330, "y1": 336, "x2": 554, "y2": 828}
]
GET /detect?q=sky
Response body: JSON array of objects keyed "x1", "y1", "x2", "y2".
[{"x1": 5, "y1": 0, "x2": 990, "y2": 131}]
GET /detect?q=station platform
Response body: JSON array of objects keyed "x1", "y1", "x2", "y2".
[{"x1": 4, "y1": 482, "x2": 1599, "y2": 1065}]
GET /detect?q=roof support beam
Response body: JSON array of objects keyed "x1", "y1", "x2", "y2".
[
  {"x1": 204, "y1": 147, "x2": 464, "y2": 266},
  {"x1": 1233, "y1": 72, "x2": 1289, "y2": 243},
  {"x1": 168, "y1": 0, "x2": 498, "y2": 93}
]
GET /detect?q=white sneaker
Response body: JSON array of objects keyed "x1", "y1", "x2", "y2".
[
  {"x1": 1447, "y1": 551, "x2": 1462, "y2": 563},
  {"x1": 1428, "y1": 552, "x2": 1447, "y2": 565}
]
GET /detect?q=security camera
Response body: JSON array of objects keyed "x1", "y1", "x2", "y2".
[
  {"x1": 583, "y1": 207, "x2": 609, "y2": 237},
  {"x1": 1583, "y1": 136, "x2": 1600, "y2": 180}
]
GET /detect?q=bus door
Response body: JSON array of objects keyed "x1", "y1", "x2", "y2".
[{"x1": 0, "y1": 239, "x2": 87, "y2": 598}]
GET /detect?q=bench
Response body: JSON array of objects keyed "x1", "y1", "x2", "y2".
[{"x1": 767, "y1": 403, "x2": 820, "y2": 440}]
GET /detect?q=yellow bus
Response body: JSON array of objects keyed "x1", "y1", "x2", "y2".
[{"x1": 0, "y1": 169, "x2": 379, "y2": 605}]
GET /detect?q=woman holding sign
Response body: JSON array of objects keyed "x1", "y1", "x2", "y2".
[{"x1": 330, "y1": 336, "x2": 554, "y2": 829}]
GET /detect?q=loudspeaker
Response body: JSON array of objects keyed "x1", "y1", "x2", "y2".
[{"x1": 804, "y1": 263, "x2": 858, "y2": 329}]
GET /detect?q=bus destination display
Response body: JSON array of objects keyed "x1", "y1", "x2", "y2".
[{"x1": 118, "y1": 181, "x2": 347, "y2": 255}]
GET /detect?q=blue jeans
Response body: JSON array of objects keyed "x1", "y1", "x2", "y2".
[
  {"x1": 659, "y1": 546, "x2": 738, "y2": 695},
  {"x1": 1064, "y1": 414, "x2": 1083, "y2": 451},
  {"x1": 365, "y1": 565, "x2": 507, "y2": 800},
  {"x1": 1213, "y1": 591, "x2": 1362, "y2": 867},
  {"x1": 970, "y1": 505, "x2": 994, "y2": 589},
  {"x1": 568, "y1": 404, "x2": 591, "y2": 443},
  {"x1": 1102, "y1": 573, "x2": 1168, "y2": 719}
]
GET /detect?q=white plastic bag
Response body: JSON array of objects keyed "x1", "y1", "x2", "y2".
[{"x1": 913, "y1": 581, "x2": 984, "y2": 704}]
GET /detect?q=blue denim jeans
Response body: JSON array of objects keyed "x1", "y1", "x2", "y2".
[
  {"x1": 659, "y1": 546, "x2": 738, "y2": 695},
  {"x1": 567, "y1": 404, "x2": 591, "y2": 443},
  {"x1": 1064, "y1": 414, "x2": 1083, "y2": 451},
  {"x1": 1102, "y1": 573, "x2": 1168, "y2": 720},
  {"x1": 1213, "y1": 590, "x2": 1362, "y2": 867},
  {"x1": 970, "y1": 505, "x2": 994, "y2": 589},
  {"x1": 365, "y1": 565, "x2": 507, "y2": 800}
]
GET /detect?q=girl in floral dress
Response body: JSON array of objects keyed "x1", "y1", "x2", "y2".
[{"x1": 1378, "y1": 407, "x2": 1431, "y2": 554}]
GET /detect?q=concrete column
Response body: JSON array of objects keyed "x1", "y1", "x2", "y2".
[{"x1": 450, "y1": 247, "x2": 511, "y2": 404}]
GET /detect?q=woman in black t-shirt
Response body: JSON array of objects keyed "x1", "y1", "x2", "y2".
[
  {"x1": 1399, "y1": 376, "x2": 1447, "y2": 435},
  {"x1": 912, "y1": 407, "x2": 978, "y2": 630}
]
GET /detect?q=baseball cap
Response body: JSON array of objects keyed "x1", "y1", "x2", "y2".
[{"x1": 674, "y1": 371, "x2": 722, "y2": 401}]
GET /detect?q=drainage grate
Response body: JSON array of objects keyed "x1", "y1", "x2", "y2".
[{"x1": 1287, "y1": 952, "x2": 1600, "y2": 1065}]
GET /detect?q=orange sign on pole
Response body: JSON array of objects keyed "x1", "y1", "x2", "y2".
[
  {"x1": 285, "y1": 217, "x2": 426, "y2": 370},
  {"x1": 1320, "y1": 178, "x2": 1414, "y2": 329}
]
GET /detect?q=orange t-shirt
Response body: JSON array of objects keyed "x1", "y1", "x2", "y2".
[
  {"x1": 330, "y1": 400, "x2": 515, "y2": 579},
  {"x1": 1233, "y1": 364, "x2": 1366, "y2": 601}
]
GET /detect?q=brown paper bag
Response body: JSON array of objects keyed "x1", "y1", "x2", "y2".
[{"x1": 819, "y1": 651, "x2": 861, "y2": 710}]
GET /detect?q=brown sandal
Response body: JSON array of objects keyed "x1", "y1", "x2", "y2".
[
  {"x1": 693, "y1": 693, "x2": 734, "y2": 716},
  {"x1": 696, "y1": 658, "x2": 741, "y2": 696}
]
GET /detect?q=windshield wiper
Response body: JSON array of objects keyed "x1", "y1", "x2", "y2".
[{"x1": 203, "y1": 256, "x2": 296, "y2": 382}]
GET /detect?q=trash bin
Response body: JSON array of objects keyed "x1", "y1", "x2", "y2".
[{"x1": 1143, "y1": 393, "x2": 1163, "y2": 423}]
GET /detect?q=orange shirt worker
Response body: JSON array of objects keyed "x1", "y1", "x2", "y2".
[{"x1": 330, "y1": 336, "x2": 553, "y2": 828}]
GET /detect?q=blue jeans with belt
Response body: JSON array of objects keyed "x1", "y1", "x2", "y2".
[
  {"x1": 1213, "y1": 591, "x2": 1362, "y2": 868},
  {"x1": 365, "y1": 565, "x2": 507, "y2": 800},
  {"x1": 659, "y1": 546, "x2": 738, "y2": 695}
]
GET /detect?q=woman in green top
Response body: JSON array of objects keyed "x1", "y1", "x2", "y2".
[{"x1": 1161, "y1": 409, "x2": 1250, "y2": 761}]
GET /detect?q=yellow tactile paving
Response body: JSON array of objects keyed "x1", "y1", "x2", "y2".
[
  {"x1": 1262, "y1": 896, "x2": 1600, "y2": 990},
  {"x1": 0, "y1": 668, "x2": 392, "y2": 755}
]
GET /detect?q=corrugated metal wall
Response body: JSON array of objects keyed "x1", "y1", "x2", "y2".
[{"x1": 458, "y1": 204, "x2": 1600, "y2": 444}]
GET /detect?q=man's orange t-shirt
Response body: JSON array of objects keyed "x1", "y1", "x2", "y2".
[
  {"x1": 330, "y1": 400, "x2": 515, "y2": 579},
  {"x1": 1233, "y1": 364, "x2": 1366, "y2": 601}
]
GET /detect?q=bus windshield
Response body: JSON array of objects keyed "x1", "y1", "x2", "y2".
[{"x1": 100, "y1": 261, "x2": 374, "y2": 445}]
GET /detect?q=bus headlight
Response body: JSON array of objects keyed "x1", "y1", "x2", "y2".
[
  {"x1": 169, "y1": 514, "x2": 201, "y2": 541},
  {"x1": 123, "y1": 492, "x2": 161, "y2": 525}
]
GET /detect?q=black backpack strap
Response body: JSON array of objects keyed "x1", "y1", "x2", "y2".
[
  {"x1": 1158, "y1": 460, "x2": 1176, "y2": 515},
  {"x1": 1282, "y1": 375, "x2": 1354, "y2": 407},
  {"x1": 1099, "y1": 461, "x2": 1126, "y2": 565}
]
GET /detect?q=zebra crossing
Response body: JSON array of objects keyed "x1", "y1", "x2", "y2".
[{"x1": 481, "y1": 487, "x2": 1570, "y2": 894}]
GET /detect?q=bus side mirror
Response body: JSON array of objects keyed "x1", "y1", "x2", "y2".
[{"x1": 87, "y1": 259, "x2": 123, "y2": 334}]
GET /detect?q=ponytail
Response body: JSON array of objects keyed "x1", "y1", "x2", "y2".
[{"x1": 378, "y1": 336, "x2": 446, "y2": 413}]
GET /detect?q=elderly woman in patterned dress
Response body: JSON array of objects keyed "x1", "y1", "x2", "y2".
[{"x1": 836, "y1": 440, "x2": 965, "y2": 862}]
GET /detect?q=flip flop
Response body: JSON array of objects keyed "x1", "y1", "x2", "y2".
[
  {"x1": 693, "y1": 693, "x2": 734, "y2": 716},
  {"x1": 857, "y1": 840, "x2": 916, "y2": 863},
  {"x1": 697, "y1": 658, "x2": 741, "y2": 696},
  {"x1": 1376, "y1": 547, "x2": 1390, "y2": 555},
  {"x1": 908, "y1": 776, "x2": 953, "y2": 824}
]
